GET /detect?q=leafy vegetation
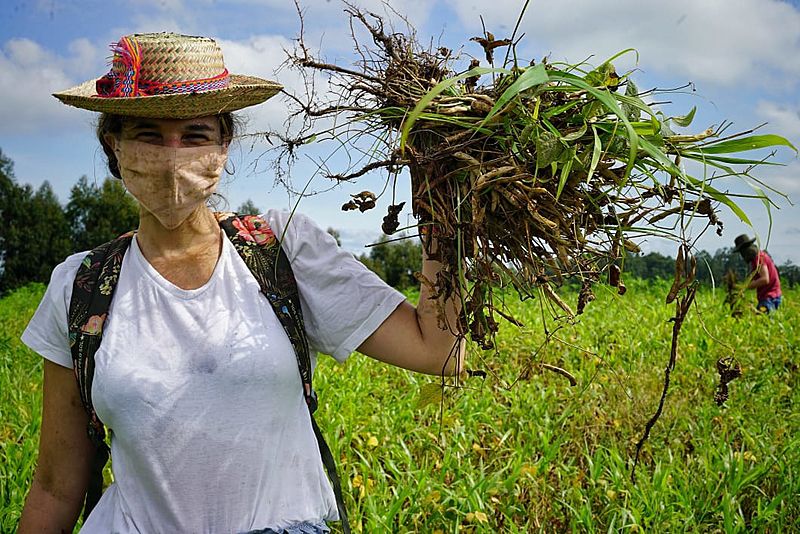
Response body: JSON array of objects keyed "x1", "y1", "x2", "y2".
[
  {"x1": 0, "y1": 151, "x2": 72, "y2": 294},
  {"x1": 65, "y1": 176, "x2": 139, "y2": 252},
  {"x1": 0, "y1": 150, "x2": 141, "y2": 295},
  {"x1": 358, "y1": 234, "x2": 422, "y2": 290},
  {"x1": 2, "y1": 282, "x2": 797, "y2": 532}
]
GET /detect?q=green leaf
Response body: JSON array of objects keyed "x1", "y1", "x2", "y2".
[
  {"x1": 682, "y1": 152, "x2": 788, "y2": 204},
  {"x1": 679, "y1": 152, "x2": 783, "y2": 166},
  {"x1": 670, "y1": 106, "x2": 696, "y2": 128},
  {"x1": 621, "y1": 80, "x2": 641, "y2": 121},
  {"x1": 542, "y1": 99, "x2": 582, "y2": 119},
  {"x1": 697, "y1": 134, "x2": 798, "y2": 154},
  {"x1": 585, "y1": 61, "x2": 616, "y2": 88},
  {"x1": 625, "y1": 121, "x2": 660, "y2": 136},
  {"x1": 535, "y1": 129, "x2": 562, "y2": 168},
  {"x1": 637, "y1": 135, "x2": 680, "y2": 172},
  {"x1": 480, "y1": 64, "x2": 549, "y2": 126},
  {"x1": 657, "y1": 111, "x2": 676, "y2": 138},
  {"x1": 556, "y1": 148, "x2": 575, "y2": 200},
  {"x1": 587, "y1": 125, "x2": 602, "y2": 182},
  {"x1": 416, "y1": 383, "x2": 443, "y2": 409},
  {"x1": 601, "y1": 48, "x2": 640, "y2": 66},
  {"x1": 561, "y1": 120, "x2": 588, "y2": 142},
  {"x1": 615, "y1": 93, "x2": 660, "y2": 134},
  {"x1": 400, "y1": 66, "x2": 506, "y2": 153}
]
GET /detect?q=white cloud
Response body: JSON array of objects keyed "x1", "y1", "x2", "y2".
[
  {"x1": 756, "y1": 100, "x2": 800, "y2": 146},
  {"x1": 228, "y1": 0, "x2": 434, "y2": 28},
  {"x1": 0, "y1": 38, "x2": 86, "y2": 133},
  {"x1": 218, "y1": 35, "x2": 309, "y2": 133},
  {"x1": 444, "y1": 0, "x2": 800, "y2": 89},
  {"x1": 66, "y1": 38, "x2": 100, "y2": 77},
  {"x1": 763, "y1": 158, "x2": 800, "y2": 197}
]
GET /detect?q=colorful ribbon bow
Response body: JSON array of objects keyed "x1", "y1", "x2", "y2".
[{"x1": 96, "y1": 36, "x2": 229, "y2": 98}]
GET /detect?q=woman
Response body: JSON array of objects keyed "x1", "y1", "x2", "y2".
[{"x1": 18, "y1": 33, "x2": 462, "y2": 533}]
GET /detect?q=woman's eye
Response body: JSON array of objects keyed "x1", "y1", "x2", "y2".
[{"x1": 184, "y1": 134, "x2": 212, "y2": 144}]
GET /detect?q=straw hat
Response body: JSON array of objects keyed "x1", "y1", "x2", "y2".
[{"x1": 53, "y1": 33, "x2": 282, "y2": 119}]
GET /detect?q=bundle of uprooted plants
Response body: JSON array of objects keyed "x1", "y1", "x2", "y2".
[
  {"x1": 269, "y1": 2, "x2": 793, "y2": 475},
  {"x1": 276, "y1": 4, "x2": 790, "y2": 348}
]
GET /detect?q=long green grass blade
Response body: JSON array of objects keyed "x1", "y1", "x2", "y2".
[
  {"x1": 684, "y1": 173, "x2": 753, "y2": 225},
  {"x1": 587, "y1": 125, "x2": 602, "y2": 182},
  {"x1": 637, "y1": 134, "x2": 680, "y2": 174},
  {"x1": 698, "y1": 134, "x2": 797, "y2": 155},
  {"x1": 556, "y1": 150, "x2": 575, "y2": 200},
  {"x1": 679, "y1": 152, "x2": 784, "y2": 166},
  {"x1": 561, "y1": 120, "x2": 588, "y2": 142},
  {"x1": 600, "y1": 47, "x2": 640, "y2": 66}
]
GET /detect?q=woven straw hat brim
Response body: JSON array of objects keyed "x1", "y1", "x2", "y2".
[{"x1": 53, "y1": 74, "x2": 282, "y2": 119}]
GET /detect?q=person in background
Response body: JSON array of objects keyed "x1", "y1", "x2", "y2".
[{"x1": 733, "y1": 234, "x2": 782, "y2": 313}]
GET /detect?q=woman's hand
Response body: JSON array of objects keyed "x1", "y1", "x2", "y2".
[
  {"x1": 18, "y1": 360, "x2": 96, "y2": 533},
  {"x1": 357, "y1": 239, "x2": 464, "y2": 376}
]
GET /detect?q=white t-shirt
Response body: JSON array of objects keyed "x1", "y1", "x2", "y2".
[{"x1": 21, "y1": 210, "x2": 406, "y2": 533}]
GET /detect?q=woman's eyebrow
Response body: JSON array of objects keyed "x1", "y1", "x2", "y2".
[
  {"x1": 184, "y1": 123, "x2": 216, "y2": 132},
  {"x1": 128, "y1": 121, "x2": 160, "y2": 130}
]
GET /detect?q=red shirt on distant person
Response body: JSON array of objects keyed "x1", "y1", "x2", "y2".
[{"x1": 751, "y1": 250, "x2": 781, "y2": 302}]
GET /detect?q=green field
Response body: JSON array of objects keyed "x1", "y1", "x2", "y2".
[{"x1": 1, "y1": 281, "x2": 798, "y2": 532}]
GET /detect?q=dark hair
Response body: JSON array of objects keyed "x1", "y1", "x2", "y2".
[
  {"x1": 97, "y1": 112, "x2": 238, "y2": 179},
  {"x1": 741, "y1": 245, "x2": 758, "y2": 263}
]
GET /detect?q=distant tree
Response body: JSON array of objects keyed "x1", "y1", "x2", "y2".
[
  {"x1": 236, "y1": 199, "x2": 261, "y2": 215},
  {"x1": 0, "y1": 148, "x2": 12, "y2": 180},
  {"x1": 358, "y1": 234, "x2": 421, "y2": 289},
  {"x1": 697, "y1": 247, "x2": 749, "y2": 286},
  {"x1": 0, "y1": 156, "x2": 72, "y2": 293},
  {"x1": 619, "y1": 246, "x2": 756, "y2": 287},
  {"x1": 622, "y1": 251, "x2": 675, "y2": 280},
  {"x1": 778, "y1": 260, "x2": 800, "y2": 287},
  {"x1": 65, "y1": 176, "x2": 140, "y2": 251},
  {"x1": 326, "y1": 227, "x2": 342, "y2": 247}
]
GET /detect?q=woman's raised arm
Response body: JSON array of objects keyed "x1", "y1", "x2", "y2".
[{"x1": 357, "y1": 239, "x2": 465, "y2": 376}]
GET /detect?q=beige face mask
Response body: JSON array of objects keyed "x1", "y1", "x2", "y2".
[{"x1": 115, "y1": 140, "x2": 228, "y2": 229}]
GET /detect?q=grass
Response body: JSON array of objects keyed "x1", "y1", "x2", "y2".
[{"x1": 1, "y1": 281, "x2": 798, "y2": 532}]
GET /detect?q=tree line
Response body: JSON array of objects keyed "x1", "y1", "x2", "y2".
[
  {"x1": 622, "y1": 248, "x2": 800, "y2": 288},
  {"x1": 1, "y1": 148, "x2": 797, "y2": 295}
]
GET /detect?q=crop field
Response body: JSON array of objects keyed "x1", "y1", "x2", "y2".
[{"x1": 1, "y1": 281, "x2": 798, "y2": 532}]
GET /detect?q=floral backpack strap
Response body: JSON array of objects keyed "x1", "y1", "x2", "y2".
[
  {"x1": 215, "y1": 212, "x2": 315, "y2": 405},
  {"x1": 216, "y1": 212, "x2": 351, "y2": 534},
  {"x1": 67, "y1": 231, "x2": 134, "y2": 520}
]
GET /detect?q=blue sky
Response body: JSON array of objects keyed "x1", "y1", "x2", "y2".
[{"x1": 1, "y1": 0, "x2": 798, "y2": 262}]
